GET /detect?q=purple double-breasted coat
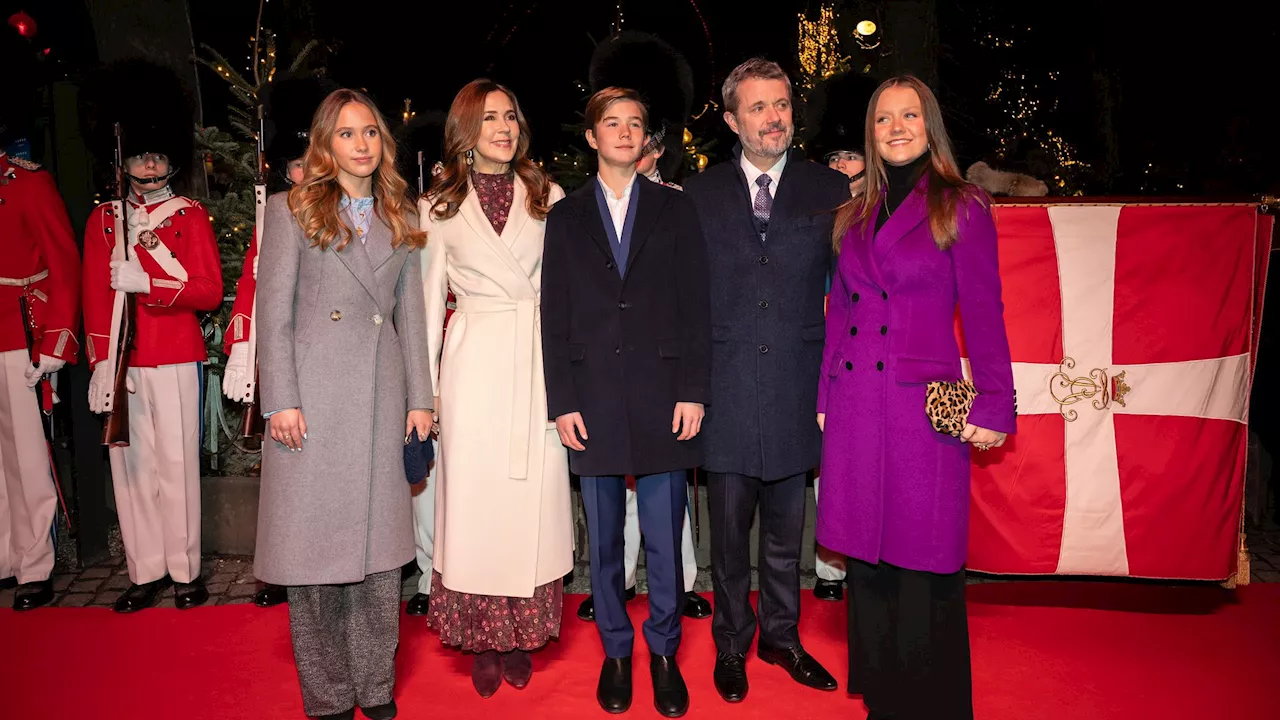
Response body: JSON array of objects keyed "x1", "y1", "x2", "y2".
[{"x1": 815, "y1": 181, "x2": 1016, "y2": 574}]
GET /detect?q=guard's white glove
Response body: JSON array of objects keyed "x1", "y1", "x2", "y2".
[
  {"x1": 24, "y1": 354, "x2": 66, "y2": 388},
  {"x1": 222, "y1": 342, "x2": 251, "y2": 401},
  {"x1": 252, "y1": 254, "x2": 258, "y2": 280},
  {"x1": 109, "y1": 258, "x2": 151, "y2": 294},
  {"x1": 88, "y1": 363, "x2": 114, "y2": 413}
]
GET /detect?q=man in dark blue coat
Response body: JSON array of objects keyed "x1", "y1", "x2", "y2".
[{"x1": 683, "y1": 57, "x2": 849, "y2": 703}]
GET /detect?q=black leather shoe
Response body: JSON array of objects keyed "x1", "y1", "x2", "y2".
[
  {"x1": 596, "y1": 656, "x2": 632, "y2": 713},
  {"x1": 406, "y1": 592, "x2": 430, "y2": 616},
  {"x1": 682, "y1": 591, "x2": 711, "y2": 619},
  {"x1": 577, "y1": 594, "x2": 596, "y2": 621},
  {"x1": 361, "y1": 700, "x2": 397, "y2": 719},
  {"x1": 0, "y1": 576, "x2": 17, "y2": 590},
  {"x1": 13, "y1": 580, "x2": 54, "y2": 611},
  {"x1": 174, "y1": 577, "x2": 210, "y2": 610},
  {"x1": 757, "y1": 642, "x2": 837, "y2": 691},
  {"x1": 650, "y1": 653, "x2": 689, "y2": 717},
  {"x1": 314, "y1": 709, "x2": 354, "y2": 720},
  {"x1": 713, "y1": 652, "x2": 748, "y2": 702},
  {"x1": 255, "y1": 583, "x2": 287, "y2": 607},
  {"x1": 113, "y1": 577, "x2": 171, "y2": 613},
  {"x1": 813, "y1": 578, "x2": 844, "y2": 602},
  {"x1": 625, "y1": 586, "x2": 637, "y2": 602}
]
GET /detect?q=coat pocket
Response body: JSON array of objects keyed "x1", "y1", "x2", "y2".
[
  {"x1": 569, "y1": 343, "x2": 587, "y2": 362},
  {"x1": 658, "y1": 339, "x2": 681, "y2": 358},
  {"x1": 801, "y1": 322, "x2": 825, "y2": 343},
  {"x1": 895, "y1": 356, "x2": 961, "y2": 385}
]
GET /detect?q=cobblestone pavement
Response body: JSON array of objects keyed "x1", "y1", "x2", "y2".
[{"x1": 5, "y1": 516, "x2": 1279, "y2": 611}]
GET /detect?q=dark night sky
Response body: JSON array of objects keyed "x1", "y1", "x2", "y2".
[{"x1": 11, "y1": 0, "x2": 1280, "y2": 195}]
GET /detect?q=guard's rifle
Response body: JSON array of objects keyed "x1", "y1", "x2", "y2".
[
  {"x1": 102, "y1": 122, "x2": 134, "y2": 447},
  {"x1": 239, "y1": 109, "x2": 267, "y2": 438}
]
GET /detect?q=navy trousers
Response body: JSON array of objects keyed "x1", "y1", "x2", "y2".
[{"x1": 581, "y1": 471, "x2": 687, "y2": 659}]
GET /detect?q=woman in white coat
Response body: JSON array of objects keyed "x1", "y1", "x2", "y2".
[{"x1": 419, "y1": 79, "x2": 572, "y2": 698}]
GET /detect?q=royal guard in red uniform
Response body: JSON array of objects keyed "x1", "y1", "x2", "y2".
[
  {"x1": 81, "y1": 58, "x2": 222, "y2": 613},
  {"x1": 0, "y1": 40, "x2": 81, "y2": 611},
  {"x1": 221, "y1": 72, "x2": 335, "y2": 608}
]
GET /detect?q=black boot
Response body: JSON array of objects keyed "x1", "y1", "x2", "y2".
[
  {"x1": 114, "y1": 577, "x2": 171, "y2": 613},
  {"x1": 596, "y1": 656, "x2": 632, "y2": 713},
  {"x1": 577, "y1": 594, "x2": 596, "y2": 621},
  {"x1": 406, "y1": 592, "x2": 430, "y2": 616},
  {"x1": 0, "y1": 576, "x2": 16, "y2": 590},
  {"x1": 174, "y1": 577, "x2": 210, "y2": 610},
  {"x1": 650, "y1": 653, "x2": 689, "y2": 717},
  {"x1": 13, "y1": 580, "x2": 54, "y2": 611},
  {"x1": 254, "y1": 583, "x2": 287, "y2": 607}
]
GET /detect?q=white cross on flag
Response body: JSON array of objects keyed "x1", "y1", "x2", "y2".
[{"x1": 963, "y1": 203, "x2": 1272, "y2": 580}]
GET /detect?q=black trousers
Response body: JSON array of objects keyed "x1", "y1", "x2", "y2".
[
  {"x1": 707, "y1": 471, "x2": 806, "y2": 654},
  {"x1": 847, "y1": 558, "x2": 973, "y2": 720}
]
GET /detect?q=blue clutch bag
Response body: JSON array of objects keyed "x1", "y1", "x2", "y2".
[{"x1": 404, "y1": 428, "x2": 435, "y2": 485}]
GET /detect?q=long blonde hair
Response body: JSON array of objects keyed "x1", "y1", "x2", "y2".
[
  {"x1": 288, "y1": 88, "x2": 426, "y2": 251},
  {"x1": 427, "y1": 79, "x2": 552, "y2": 221},
  {"x1": 832, "y1": 75, "x2": 985, "y2": 253}
]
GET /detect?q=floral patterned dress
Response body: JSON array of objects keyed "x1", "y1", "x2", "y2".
[{"x1": 425, "y1": 170, "x2": 564, "y2": 653}]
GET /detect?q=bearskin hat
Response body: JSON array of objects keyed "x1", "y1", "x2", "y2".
[
  {"x1": 589, "y1": 31, "x2": 695, "y2": 180},
  {"x1": 393, "y1": 110, "x2": 447, "y2": 196},
  {"x1": 79, "y1": 57, "x2": 196, "y2": 171},
  {"x1": 261, "y1": 71, "x2": 338, "y2": 168},
  {"x1": 804, "y1": 70, "x2": 881, "y2": 163},
  {"x1": 0, "y1": 31, "x2": 40, "y2": 147}
]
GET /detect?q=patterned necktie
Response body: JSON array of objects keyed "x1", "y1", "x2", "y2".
[{"x1": 753, "y1": 174, "x2": 773, "y2": 238}]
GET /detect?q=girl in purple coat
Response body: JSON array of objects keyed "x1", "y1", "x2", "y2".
[{"x1": 816, "y1": 76, "x2": 1016, "y2": 720}]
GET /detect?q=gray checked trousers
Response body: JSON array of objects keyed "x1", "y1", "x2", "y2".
[{"x1": 287, "y1": 568, "x2": 401, "y2": 716}]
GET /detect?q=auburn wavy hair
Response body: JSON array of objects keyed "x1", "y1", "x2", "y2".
[
  {"x1": 287, "y1": 88, "x2": 426, "y2": 251},
  {"x1": 832, "y1": 75, "x2": 985, "y2": 253},
  {"x1": 427, "y1": 79, "x2": 552, "y2": 221}
]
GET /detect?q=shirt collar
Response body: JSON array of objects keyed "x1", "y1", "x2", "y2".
[
  {"x1": 596, "y1": 172, "x2": 638, "y2": 202},
  {"x1": 740, "y1": 151, "x2": 787, "y2": 190}
]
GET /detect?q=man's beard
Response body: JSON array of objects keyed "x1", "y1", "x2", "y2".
[{"x1": 743, "y1": 123, "x2": 793, "y2": 160}]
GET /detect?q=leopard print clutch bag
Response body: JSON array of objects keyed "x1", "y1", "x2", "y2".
[{"x1": 925, "y1": 380, "x2": 977, "y2": 437}]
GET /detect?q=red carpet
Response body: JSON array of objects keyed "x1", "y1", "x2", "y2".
[{"x1": 4, "y1": 583, "x2": 1278, "y2": 719}]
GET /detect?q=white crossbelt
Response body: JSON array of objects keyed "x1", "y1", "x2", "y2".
[{"x1": 0, "y1": 269, "x2": 50, "y2": 286}]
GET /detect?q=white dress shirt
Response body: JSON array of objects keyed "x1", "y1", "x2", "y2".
[
  {"x1": 740, "y1": 151, "x2": 787, "y2": 201},
  {"x1": 597, "y1": 173, "x2": 638, "y2": 242}
]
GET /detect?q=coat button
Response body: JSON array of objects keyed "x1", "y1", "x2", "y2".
[
  {"x1": 373, "y1": 314, "x2": 384, "y2": 325},
  {"x1": 606, "y1": 261, "x2": 615, "y2": 269},
  {"x1": 851, "y1": 292, "x2": 860, "y2": 302},
  {"x1": 331, "y1": 310, "x2": 342, "y2": 321},
  {"x1": 618, "y1": 302, "x2": 627, "y2": 309},
  {"x1": 759, "y1": 344, "x2": 769, "y2": 354},
  {"x1": 845, "y1": 361, "x2": 852, "y2": 370},
  {"x1": 615, "y1": 347, "x2": 621, "y2": 355},
  {"x1": 758, "y1": 300, "x2": 768, "y2": 309},
  {"x1": 880, "y1": 325, "x2": 888, "y2": 335},
  {"x1": 877, "y1": 361, "x2": 884, "y2": 371},
  {"x1": 882, "y1": 291, "x2": 888, "y2": 300},
  {"x1": 850, "y1": 326, "x2": 857, "y2": 336},
  {"x1": 759, "y1": 255, "x2": 769, "y2": 265}
]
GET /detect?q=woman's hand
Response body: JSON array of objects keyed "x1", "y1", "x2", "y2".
[
  {"x1": 817, "y1": 413, "x2": 825, "y2": 432},
  {"x1": 270, "y1": 408, "x2": 307, "y2": 451},
  {"x1": 407, "y1": 410, "x2": 433, "y2": 443},
  {"x1": 431, "y1": 396, "x2": 440, "y2": 436},
  {"x1": 960, "y1": 423, "x2": 1007, "y2": 451}
]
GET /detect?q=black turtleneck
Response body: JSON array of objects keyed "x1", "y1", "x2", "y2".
[{"x1": 876, "y1": 149, "x2": 932, "y2": 231}]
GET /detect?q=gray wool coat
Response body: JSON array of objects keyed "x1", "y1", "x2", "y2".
[{"x1": 253, "y1": 192, "x2": 433, "y2": 586}]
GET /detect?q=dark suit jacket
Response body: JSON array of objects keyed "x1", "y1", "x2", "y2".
[
  {"x1": 683, "y1": 147, "x2": 849, "y2": 481},
  {"x1": 541, "y1": 176, "x2": 712, "y2": 477}
]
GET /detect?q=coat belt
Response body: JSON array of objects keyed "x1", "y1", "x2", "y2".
[
  {"x1": 452, "y1": 295, "x2": 539, "y2": 480},
  {"x1": 0, "y1": 269, "x2": 49, "y2": 287}
]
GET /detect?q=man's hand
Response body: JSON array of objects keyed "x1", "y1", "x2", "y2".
[
  {"x1": 672, "y1": 402, "x2": 704, "y2": 441},
  {"x1": 88, "y1": 363, "x2": 114, "y2": 413},
  {"x1": 252, "y1": 254, "x2": 259, "y2": 280},
  {"x1": 109, "y1": 258, "x2": 151, "y2": 294},
  {"x1": 24, "y1": 355, "x2": 66, "y2": 388},
  {"x1": 555, "y1": 412, "x2": 588, "y2": 451}
]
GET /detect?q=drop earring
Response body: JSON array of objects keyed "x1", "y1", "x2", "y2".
[{"x1": 465, "y1": 149, "x2": 474, "y2": 166}]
